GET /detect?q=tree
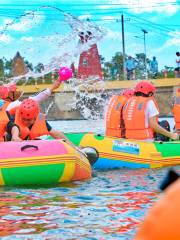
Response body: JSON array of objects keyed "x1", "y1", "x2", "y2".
[
  {"x1": 99, "y1": 55, "x2": 105, "y2": 65},
  {"x1": 103, "y1": 62, "x2": 114, "y2": 80},
  {"x1": 24, "y1": 60, "x2": 33, "y2": 71},
  {"x1": 103, "y1": 52, "x2": 124, "y2": 80},
  {"x1": 134, "y1": 53, "x2": 150, "y2": 79},
  {"x1": 34, "y1": 63, "x2": 44, "y2": 73},
  {"x1": 0, "y1": 59, "x2": 4, "y2": 79},
  {"x1": 4, "y1": 58, "x2": 13, "y2": 77},
  {"x1": 111, "y1": 52, "x2": 123, "y2": 74}
]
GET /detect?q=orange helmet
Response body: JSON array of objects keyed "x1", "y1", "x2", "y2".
[
  {"x1": 0, "y1": 86, "x2": 9, "y2": 99},
  {"x1": 122, "y1": 89, "x2": 135, "y2": 98},
  {"x1": 135, "y1": 81, "x2": 156, "y2": 95},
  {"x1": 19, "y1": 99, "x2": 39, "y2": 119}
]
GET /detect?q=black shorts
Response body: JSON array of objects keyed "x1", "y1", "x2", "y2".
[{"x1": 175, "y1": 67, "x2": 180, "y2": 71}]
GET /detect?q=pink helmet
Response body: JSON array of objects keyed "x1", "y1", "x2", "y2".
[
  {"x1": 8, "y1": 83, "x2": 17, "y2": 92},
  {"x1": 19, "y1": 99, "x2": 39, "y2": 119},
  {"x1": 0, "y1": 86, "x2": 9, "y2": 99},
  {"x1": 135, "y1": 81, "x2": 156, "y2": 95},
  {"x1": 122, "y1": 89, "x2": 135, "y2": 98}
]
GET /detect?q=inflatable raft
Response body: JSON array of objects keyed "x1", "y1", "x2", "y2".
[
  {"x1": 0, "y1": 139, "x2": 91, "y2": 186},
  {"x1": 65, "y1": 133, "x2": 180, "y2": 169}
]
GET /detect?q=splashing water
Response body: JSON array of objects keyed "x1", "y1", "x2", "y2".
[
  {"x1": 1, "y1": 5, "x2": 110, "y2": 119},
  {"x1": 61, "y1": 77, "x2": 109, "y2": 120},
  {"x1": 1, "y1": 5, "x2": 106, "y2": 84}
]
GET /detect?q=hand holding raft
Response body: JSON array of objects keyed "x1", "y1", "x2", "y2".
[{"x1": 58, "y1": 67, "x2": 73, "y2": 82}]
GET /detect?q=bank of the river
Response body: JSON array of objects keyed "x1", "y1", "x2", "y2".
[{"x1": 20, "y1": 78, "x2": 180, "y2": 120}]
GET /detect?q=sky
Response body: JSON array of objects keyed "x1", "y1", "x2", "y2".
[{"x1": 0, "y1": 0, "x2": 179, "y2": 70}]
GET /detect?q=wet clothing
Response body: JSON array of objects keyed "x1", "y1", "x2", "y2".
[
  {"x1": 6, "y1": 114, "x2": 52, "y2": 141},
  {"x1": 123, "y1": 96, "x2": 159, "y2": 140},
  {"x1": 105, "y1": 95, "x2": 128, "y2": 138},
  {"x1": 0, "y1": 102, "x2": 11, "y2": 141},
  {"x1": 0, "y1": 112, "x2": 11, "y2": 142}
]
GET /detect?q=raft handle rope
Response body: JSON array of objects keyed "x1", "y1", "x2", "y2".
[{"x1": 21, "y1": 144, "x2": 39, "y2": 151}]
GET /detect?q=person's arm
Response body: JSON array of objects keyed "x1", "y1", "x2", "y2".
[
  {"x1": 30, "y1": 80, "x2": 61, "y2": 103},
  {"x1": 49, "y1": 129, "x2": 87, "y2": 157},
  {"x1": 6, "y1": 100, "x2": 21, "y2": 112},
  {"x1": 49, "y1": 129, "x2": 75, "y2": 146},
  {"x1": 46, "y1": 122, "x2": 83, "y2": 151},
  {"x1": 48, "y1": 80, "x2": 61, "y2": 92},
  {"x1": 11, "y1": 126, "x2": 22, "y2": 141},
  {"x1": 149, "y1": 116, "x2": 179, "y2": 140}
]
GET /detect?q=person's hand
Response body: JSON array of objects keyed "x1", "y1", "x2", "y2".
[
  {"x1": 50, "y1": 80, "x2": 61, "y2": 92},
  {"x1": 11, "y1": 136, "x2": 23, "y2": 142},
  {"x1": 170, "y1": 132, "x2": 179, "y2": 140}
]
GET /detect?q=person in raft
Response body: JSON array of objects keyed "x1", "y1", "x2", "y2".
[
  {"x1": 105, "y1": 89, "x2": 135, "y2": 138},
  {"x1": 123, "y1": 81, "x2": 179, "y2": 141},
  {"x1": 0, "y1": 80, "x2": 61, "y2": 142},
  {"x1": 0, "y1": 80, "x2": 61, "y2": 115},
  {"x1": 5, "y1": 98, "x2": 72, "y2": 144},
  {"x1": 172, "y1": 87, "x2": 180, "y2": 134},
  {"x1": 0, "y1": 66, "x2": 72, "y2": 114}
]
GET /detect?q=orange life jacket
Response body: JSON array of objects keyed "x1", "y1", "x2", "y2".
[
  {"x1": 0, "y1": 101, "x2": 10, "y2": 141},
  {"x1": 105, "y1": 95, "x2": 128, "y2": 138},
  {"x1": 123, "y1": 96, "x2": 159, "y2": 140},
  {"x1": 15, "y1": 110, "x2": 49, "y2": 140},
  {"x1": 172, "y1": 91, "x2": 180, "y2": 130}
]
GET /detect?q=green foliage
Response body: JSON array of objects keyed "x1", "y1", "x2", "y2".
[
  {"x1": 24, "y1": 59, "x2": 33, "y2": 71},
  {"x1": 0, "y1": 58, "x2": 4, "y2": 78},
  {"x1": 4, "y1": 58, "x2": 13, "y2": 77},
  {"x1": 34, "y1": 63, "x2": 44, "y2": 73},
  {"x1": 102, "y1": 52, "x2": 175, "y2": 80},
  {"x1": 0, "y1": 56, "x2": 56, "y2": 85},
  {"x1": 0, "y1": 51, "x2": 176, "y2": 85},
  {"x1": 103, "y1": 52, "x2": 124, "y2": 80}
]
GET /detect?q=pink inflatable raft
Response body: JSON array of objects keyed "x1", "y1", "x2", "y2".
[{"x1": 0, "y1": 139, "x2": 91, "y2": 186}]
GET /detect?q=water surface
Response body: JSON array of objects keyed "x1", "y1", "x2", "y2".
[{"x1": 0, "y1": 119, "x2": 177, "y2": 240}]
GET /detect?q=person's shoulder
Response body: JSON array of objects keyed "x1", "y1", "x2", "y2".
[
  {"x1": 147, "y1": 99, "x2": 159, "y2": 111},
  {"x1": 146, "y1": 99, "x2": 159, "y2": 117},
  {"x1": 147, "y1": 99, "x2": 158, "y2": 108},
  {"x1": 148, "y1": 98, "x2": 156, "y2": 103}
]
